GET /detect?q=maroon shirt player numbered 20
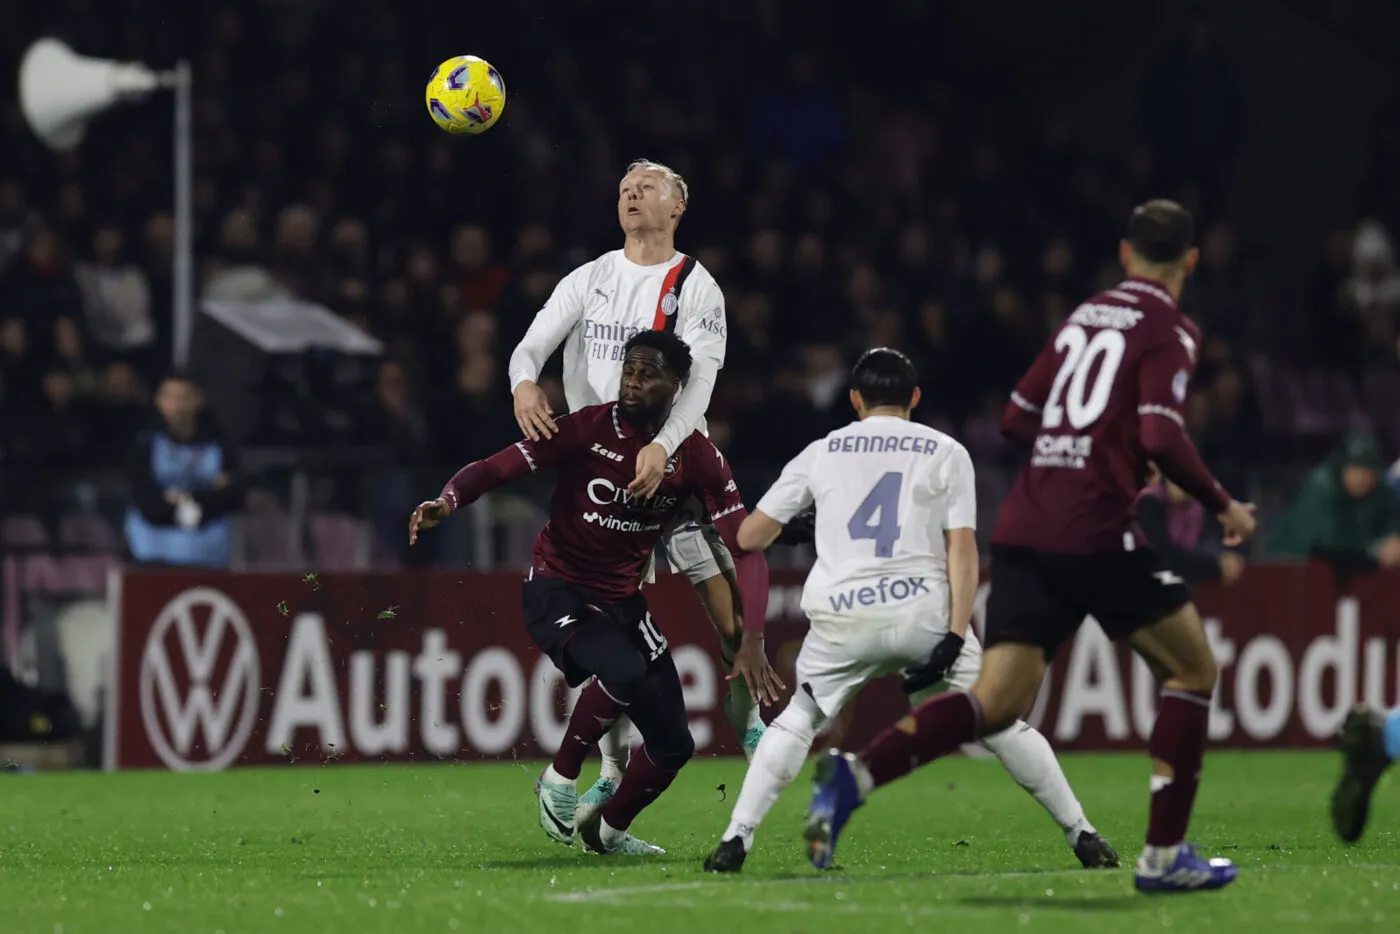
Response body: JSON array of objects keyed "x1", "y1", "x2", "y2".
[
  {"x1": 802, "y1": 201, "x2": 1258, "y2": 894},
  {"x1": 409, "y1": 330, "x2": 776, "y2": 856}
]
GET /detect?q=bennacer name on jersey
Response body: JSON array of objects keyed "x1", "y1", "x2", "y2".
[{"x1": 827, "y1": 433, "x2": 941, "y2": 455}]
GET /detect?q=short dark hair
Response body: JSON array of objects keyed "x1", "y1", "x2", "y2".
[
  {"x1": 850, "y1": 347, "x2": 917, "y2": 408},
  {"x1": 1127, "y1": 199, "x2": 1195, "y2": 264},
  {"x1": 623, "y1": 330, "x2": 693, "y2": 383}
]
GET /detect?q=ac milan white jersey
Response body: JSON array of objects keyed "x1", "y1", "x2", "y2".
[
  {"x1": 507, "y1": 249, "x2": 726, "y2": 455},
  {"x1": 756, "y1": 416, "x2": 977, "y2": 621}
]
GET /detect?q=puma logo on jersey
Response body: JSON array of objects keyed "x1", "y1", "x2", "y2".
[
  {"x1": 591, "y1": 443, "x2": 624, "y2": 463},
  {"x1": 1155, "y1": 570, "x2": 1184, "y2": 587}
]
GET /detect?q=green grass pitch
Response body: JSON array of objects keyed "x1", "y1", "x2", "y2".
[{"x1": 2, "y1": 751, "x2": 1397, "y2": 933}]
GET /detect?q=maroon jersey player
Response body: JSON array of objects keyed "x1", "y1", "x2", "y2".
[
  {"x1": 803, "y1": 201, "x2": 1257, "y2": 894},
  {"x1": 993, "y1": 261, "x2": 1225, "y2": 553},
  {"x1": 410, "y1": 330, "x2": 781, "y2": 856}
]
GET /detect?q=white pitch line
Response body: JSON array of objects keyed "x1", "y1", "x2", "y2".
[
  {"x1": 544, "y1": 860, "x2": 1400, "y2": 905},
  {"x1": 546, "y1": 868, "x2": 1103, "y2": 903},
  {"x1": 559, "y1": 894, "x2": 1388, "y2": 926},
  {"x1": 548, "y1": 891, "x2": 1392, "y2": 927},
  {"x1": 554, "y1": 896, "x2": 972, "y2": 917},
  {"x1": 548, "y1": 881, "x2": 708, "y2": 903}
]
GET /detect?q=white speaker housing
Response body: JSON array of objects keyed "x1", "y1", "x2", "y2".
[{"x1": 19, "y1": 38, "x2": 163, "y2": 150}]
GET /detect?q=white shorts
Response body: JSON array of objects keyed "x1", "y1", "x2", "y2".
[
  {"x1": 796, "y1": 609, "x2": 983, "y2": 722},
  {"x1": 646, "y1": 520, "x2": 733, "y2": 586}
]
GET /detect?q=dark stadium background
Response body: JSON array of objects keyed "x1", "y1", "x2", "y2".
[{"x1": 1, "y1": 0, "x2": 1398, "y2": 645}]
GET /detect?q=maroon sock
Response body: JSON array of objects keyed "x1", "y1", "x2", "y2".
[
  {"x1": 551, "y1": 680, "x2": 624, "y2": 781},
  {"x1": 1145, "y1": 688, "x2": 1211, "y2": 847},
  {"x1": 858, "y1": 690, "x2": 982, "y2": 789},
  {"x1": 600, "y1": 744, "x2": 680, "y2": 831}
]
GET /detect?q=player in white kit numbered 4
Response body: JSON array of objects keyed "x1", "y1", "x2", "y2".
[
  {"x1": 509, "y1": 160, "x2": 780, "y2": 828},
  {"x1": 704, "y1": 348, "x2": 1117, "y2": 873}
]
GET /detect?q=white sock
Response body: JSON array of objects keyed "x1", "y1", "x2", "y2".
[
  {"x1": 982, "y1": 721, "x2": 1093, "y2": 843},
  {"x1": 599, "y1": 815, "x2": 625, "y2": 846},
  {"x1": 597, "y1": 716, "x2": 632, "y2": 783},
  {"x1": 720, "y1": 640, "x2": 760, "y2": 738},
  {"x1": 722, "y1": 705, "x2": 816, "y2": 849},
  {"x1": 850, "y1": 755, "x2": 875, "y2": 798},
  {"x1": 1139, "y1": 844, "x2": 1181, "y2": 873},
  {"x1": 542, "y1": 764, "x2": 575, "y2": 788}
]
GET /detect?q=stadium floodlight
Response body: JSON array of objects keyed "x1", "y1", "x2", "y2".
[{"x1": 18, "y1": 37, "x2": 195, "y2": 368}]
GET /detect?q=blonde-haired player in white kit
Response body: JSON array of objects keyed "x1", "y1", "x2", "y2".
[
  {"x1": 509, "y1": 160, "x2": 782, "y2": 836},
  {"x1": 703, "y1": 347, "x2": 1118, "y2": 873}
]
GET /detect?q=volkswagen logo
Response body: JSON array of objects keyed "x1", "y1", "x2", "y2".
[{"x1": 139, "y1": 588, "x2": 261, "y2": 772}]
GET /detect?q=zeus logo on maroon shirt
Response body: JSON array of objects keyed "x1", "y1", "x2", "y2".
[{"x1": 590, "y1": 443, "x2": 624, "y2": 463}]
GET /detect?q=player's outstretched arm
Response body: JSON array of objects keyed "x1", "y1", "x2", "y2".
[
  {"x1": 654, "y1": 276, "x2": 726, "y2": 457},
  {"x1": 741, "y1": 439, "x2": 819, "y2": 553},
  {"x1": 653, "y1": 355, "x2": 719, "y2": 459},
  {"x1": 508, "y1": 266, "x2": 588, "y2": 440},
  {"x1": 635, "y1": 282, "x2": 727, "y2": 497},
  {"x1": 1137, "y1": 344, "x2": 1256, "y2": 545},
  {"x1": 1136, "y1": 493, "x2": 1232, "y2": 582},
  {"x1": 701, "y1": 453, "x2": 791, "y2": 704},
  {"x1": 709, "y1": 508, "x2": 785, "y2": 705},
  {"x1": 631, "y1": 356, "x2": 721, "y2": 498},
  {"x1": 409, "y1": 424, "x2": 576, "y2": 545},
  {"x1": 773, "y1": 507, "x2": 816, "y2": 546},
  {"x1": 408, "y1": 448, "x2": 525, "y2": 545},
  {"x1": 736, "y1": 510, "x2": 785, "y2": 552},
  {"x1": 1140, "y1": 417, "x2": 1255, "y2": 544},
  {"x1": 702, "y1": 553, "x2": 785, "y2": 705},
  {"x1": 903, "y1": 527, "x2": 976, "y2": 695},
  {"x1": 945, "y1": 526, "x2": 978, "y2": 640},
  {"x1": 903, "y1": 447, "x2": 978, "y2": 694},
  {"x1": 711, "y1": 508, "x2": 770, "y2": 631}
]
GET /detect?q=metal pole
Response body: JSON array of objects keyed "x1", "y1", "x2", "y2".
[
  {"x1": 470, "y1": 494, "x2": 495, "y2": 570},
  {"x1": 172, "y1": 60, "x2": 194, "y2": 370},
  {"x1": 289, "y1": 470, "x2": 309, "y2": 569}
]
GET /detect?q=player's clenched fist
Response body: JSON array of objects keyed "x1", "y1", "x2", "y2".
[
  {"x1": 513, "y1": 380, "x2": 557, "y2": 442},
  {"x1": 1216, "y1": 500, "x2": 1257, "y2": 547},
  {"x1": 629, "y1": 442, "x2": 668, "y2": 499},
  {"x1": 408, "y1": 497, "x2": 453, "y2": 545}
]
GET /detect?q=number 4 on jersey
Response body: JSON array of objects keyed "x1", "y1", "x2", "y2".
[{"x1": 847, "y1": 471, "x2": 903, "y2": 557}]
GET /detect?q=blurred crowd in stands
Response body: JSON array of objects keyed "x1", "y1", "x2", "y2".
[{"x1": 1, "y1": 0, "x2": 1399, "y2": 568}]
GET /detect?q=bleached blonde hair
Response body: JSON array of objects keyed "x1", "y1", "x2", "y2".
[{"x1": 625, "y1": 159, "x2": 689, "y2": 205}]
